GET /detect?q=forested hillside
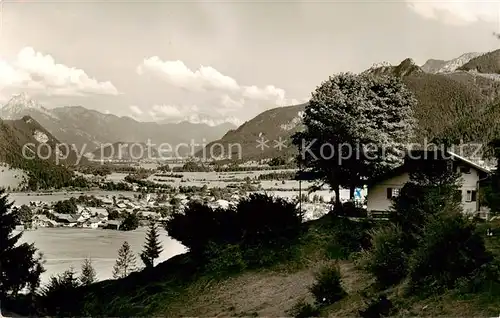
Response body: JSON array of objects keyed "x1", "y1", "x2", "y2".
[{"x1": 0, "y1": 116, "x2": 83, "y2": 190}]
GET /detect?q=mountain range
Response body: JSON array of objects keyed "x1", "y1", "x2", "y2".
[
  {"x1": 3, "y1": 49, "x2": 500, "y2": 166},
  {"x1": 0, "y1": 93, "x2": 236, "y2": 156},
  {"x1": 199, "y1": 49, "x2": 500, "y2": 161}
]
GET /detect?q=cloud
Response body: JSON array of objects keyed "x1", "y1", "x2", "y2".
[
  {"x1": 220, "y1": 94, "x2": 245, "y2": 110},
  {"x1": 150, "y1": 104, "x2": 199, "y2": 120},
  {"x1": 185, "y1": 114, "x2": 242, "y2": 127},
  {"x1": 0, "y1": 47, "x2": 119, "y2": 98},
  {"x1": 405, "y1": 0, "x2": 499, "y2": 25},
  {"x1": 136, "y1": 56, "x2": 306, "y2": 126},
  {"x1": 137, "y1": 57, "x2": 240, "y2": 92},
  {"x1": 148, "y1": 103, "x2": 242, "y2": 126},
  {"x1": 129, "y1": 105, "x2": 143, "y2": 115},
  {"x1": 137, "y1": 56, "x2": 289, "y2": 105}
]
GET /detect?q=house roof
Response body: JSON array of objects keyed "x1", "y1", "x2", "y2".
[
  {"x1": 87, "y1": 207, "x2": 106, "y2": 214},
  {"x1": 54, "y1": 214, "x2": 77, "y2": 222},
  {"x1": 34, "y1": 214, "x2": 50, "y2": 222},
  {"x1": 447, "y1": 151, "x2": 490, "y2": 174},
  {"x1": 368, "y1": 149, "x2": 491, "y2": 187}
]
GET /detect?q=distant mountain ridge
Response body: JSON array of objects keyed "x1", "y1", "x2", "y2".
[
  {"x1": 196, "y1": 104, "x2": 306, "y2": 160},
  {"x1": 421, "y1": 52, "x2": 484, "y2": 74},
  {"x1": 0, "y1": 94, "x2": 236, "y2": 156},
  {"x1": 421, "y1": 59, "x2": 446, "y2": 73},
  {"x1": 201, "y1": 50, "x2": 500, "y2": 161}
]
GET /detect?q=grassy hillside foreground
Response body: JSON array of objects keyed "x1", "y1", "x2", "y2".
[{"x1": 29, "y1": 214, "x2": 500, "y2": 317}]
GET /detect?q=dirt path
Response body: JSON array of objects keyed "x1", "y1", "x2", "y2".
[{"x1": 165, "y1": 261, "x2": 367, "y2": 317}]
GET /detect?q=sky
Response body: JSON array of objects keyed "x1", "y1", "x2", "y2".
[{"x1": 0, "y1": 0, "x2": 499, "y2": 127}]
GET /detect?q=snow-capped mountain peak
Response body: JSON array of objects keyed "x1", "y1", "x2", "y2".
[{"x1": 0, "y1": 93, "x2": 56, "y2": 119}]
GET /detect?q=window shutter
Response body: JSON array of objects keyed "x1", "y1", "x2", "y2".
[
  {"x1": 471, "y1": 190, "x2": 477, "y2": 202},
  {"x1": 387, "y1": 188, "x2": 392, "y2": 199}
]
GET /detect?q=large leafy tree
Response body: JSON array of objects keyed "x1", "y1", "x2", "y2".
[
  {"x1": 18, "y1": 205, "x2": 33, "y2": 225},
  {"x1": 0, "y1": 189, "x2": 45, "y2": 300},
  {"x1": 53, "y1": 198, "x2": 77, "y2": 214},
  {"x1": 293, "y1": 73, "x2": 416, "y2": 204},
  {"x1": 120, "y1": 212, "x2": 139, "y2": 231}
]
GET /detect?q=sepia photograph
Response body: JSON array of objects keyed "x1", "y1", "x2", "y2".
[{"x1": 1, "y1": 0, "x2": 500, "y2": 317}]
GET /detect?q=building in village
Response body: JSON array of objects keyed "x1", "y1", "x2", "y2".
[
  {"x1": 53, "y1": 214, "x2": 78, "y2": 227},
  {"x1": 33, "y1": 215, "x2": 58, "y2": 228}
]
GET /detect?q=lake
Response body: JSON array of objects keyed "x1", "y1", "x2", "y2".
[{"x1": 17, "y1": 227, "x2": 187, "y2": 286}]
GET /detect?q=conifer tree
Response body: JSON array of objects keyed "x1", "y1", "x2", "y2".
[
  {"x1": 42, "y1": 267, "x2": 80, "y2": 296},
  {"x1": 112, "y1": 241, "x2": 137, "y2": 279},
  {"x1": 0, "y1": 188, "x2": 45, "y2": 301},
  {"x1": 40, "y1": 267, "x2": 81, "y2": 316},
  {"x1": 80, "y1": 257, "x2": 97, "y2": 285},
  {"x1": 140, "y1": 222, "x2": 163, "y2": 268}
]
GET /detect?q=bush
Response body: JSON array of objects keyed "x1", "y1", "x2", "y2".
[
  {"x1": 407, "y1": 211, "x2": 492, "y2": 294},
  {"x1": 309, "y1": 262, "x2": 346, "y2": 306},
  {"x1": 330, "y1": 217, "x2": 373, "y2": 259},
  {"x1": 455, "y1": 259, "x2": 500, "y2": 296},
  {"x1": 288, "y1": 299, "x2": 320, "y2": 318},
  {"x1": 165, "y1": 194, "x2": 303, "y2": 263},
  {"x1": 236, "y1": 193, "x2": 303, "y2": 248},
  {"x1": 357, "y1": 225, "x2": 408, "y2": 287},
  {"x1": 165, "y1": 202, "x2": 237, "y2": 255},
  {"x1": 203, "y1": 242, "x2": 246, "y2": 274}
]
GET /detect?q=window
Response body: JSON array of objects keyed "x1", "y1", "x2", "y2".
[
  {"x1": 466, "y1": 190, "x2": 477, "y2": 202},
  {"x1": 392, "y1": 188, "x2": 400, "y2": 197},
  {"x1": 460, "y1": 166, "x2": 471, "y2": 174},
  {"x1": 387, "y1": 188, "x2": 399, "y2": 199},
  {"x1": 455, "y1": 190, "x2": 462, "y2": 201}
]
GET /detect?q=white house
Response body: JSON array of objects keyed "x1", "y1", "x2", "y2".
[
  {"x1": 82, "y1": 217, "x2": 101, "y2": 229},
  {"x1": 33, "y1": 215, "x2": 58, "y2": 228},
  {"x1": 366, "y1": 150, "x2": 491, "y2": 218}
]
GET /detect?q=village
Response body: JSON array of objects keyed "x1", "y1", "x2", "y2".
[{"x1": 13, "y1": 187, "x2": 336, "y2": 231}]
